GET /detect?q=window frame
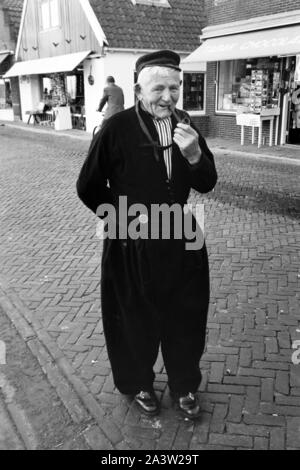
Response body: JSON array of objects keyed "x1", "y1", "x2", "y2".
[
  {"x1": 182, "y1": 71, "x2": 206, "y2": 116},
  {"x1": 216, "y1": 58, "x2": 283, "y2": 115},
  {"x1": 215, "y1": 61, "x2": 240, "y2": 116},
  {"x1": 40, "y1": 0, "x2": 60, "y2": 32}
]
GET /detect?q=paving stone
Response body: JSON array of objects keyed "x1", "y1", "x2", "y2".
[
  {"x1": 209, "y1": 362, "x2": 224, "y2": 383},
  {"x1": 210, "y1": 404, "x2": 228, "y2": 433},
  {"x1": 254, "y1": 436, "x2": 269, "y2": 450},
  {"x1": 209, "y1": 433, "x2": 253, "y2": 448},
  {"x1": 244, "y1": 387, "x2": 260, "y2": 414},
  {"x1": 239, "y1": 348, "x2": 252, "y2": 367},
  {"x1": 290, "y1": 365, "x2": 300, "y2": 388},
  {"x1": 227, "y1": 395, "x2": 244, "y2": 423},
  {"x1": 286, "y1": 418, "x2": 300, "y2": 449},
  {"x1": 226, "y1": 423, "x2": 270, "y2": 437},
  {"x1": 275, "y1": 371, "x2": 290, "y2": 395},
  {"x1": 261, "y1": 378, "x2": 274, "y2": 403},
  {"x1": 270, "y1": 428, "x2": 285, "y2": 450},
  {"x1": 0, "y1": 127, "x2": 299, "y2": 450}
]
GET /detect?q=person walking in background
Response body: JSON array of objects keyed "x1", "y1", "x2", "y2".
[{"x1": 97, "y1": 76, "x2": 124, "y2": 126}]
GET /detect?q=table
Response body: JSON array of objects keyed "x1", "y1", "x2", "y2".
[
  {"x1": 26, "y1": 110, "x2": 45, "y2": 125},
  {"x1": 236, "y1": 110, "x2": 280, "y2": 148}
]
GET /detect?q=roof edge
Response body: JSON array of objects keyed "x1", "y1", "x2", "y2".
[
  {"x1": 202, "y1": 9, "x2": 300, "y2": 39},
  {"x1": 104, "y1": 47, "x2": 194, "y2": 55},
  {"x1": 15, "y1": 0, "x2": 28, "y2": 60}
]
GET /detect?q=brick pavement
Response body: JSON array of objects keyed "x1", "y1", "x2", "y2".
[{"x1": 0, "y1": 124, "x2": 299, "y2": 450}]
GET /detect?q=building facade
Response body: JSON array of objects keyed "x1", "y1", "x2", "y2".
[
  {"x1": 0, "y1": 0, "x2": 23, "y2": 121},
  {"x1": 4, "y1": 0, "x2": 207, "y2": 133},
  {"x1": 185, "y1": 0, "x2": 300, "y2": 146}
]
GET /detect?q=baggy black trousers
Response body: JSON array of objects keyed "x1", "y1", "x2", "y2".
[{"x1": 101, "y1": 237, "x2": 210, "y2": 396}]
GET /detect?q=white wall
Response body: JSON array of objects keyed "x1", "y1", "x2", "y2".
[
  {"x1": 83, "y1": 52, "x2": 207, "y2": 132},
  {"x1": 0, "y1": 108, "x2": 14, "y2": 121},
  {"x1": 84, "y1": 51, "x2": 205, "y2": 132},
  {"x1": 19, "y1": 75, "x2": 42, "y2": 122},
  {"x1": 84, "y1": 56, "x2": 106, "y2": 133},
  {"x1": 103, "y1": 51, "x2": 205, "y2": 111},
  {"x1": 102, "y1": 51, "x2": 142, "y2": 109},
  {"x1": 84, "y1": 51, "x2": 146, "y2": 133}
]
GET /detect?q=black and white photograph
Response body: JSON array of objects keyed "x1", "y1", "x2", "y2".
[{"x1": 0, "y1": 0, "x2": 299, "y2": 454}]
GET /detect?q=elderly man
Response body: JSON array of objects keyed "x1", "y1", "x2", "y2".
[{"x1": 77, "y1": 50, "x2": 217, "y2": 419}]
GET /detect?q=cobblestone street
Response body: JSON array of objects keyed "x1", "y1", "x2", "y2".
[{"x1": 0, "y1": 124, "x2": 299, "y2": 450}]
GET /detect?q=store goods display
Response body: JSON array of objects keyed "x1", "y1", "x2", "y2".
[{"x1": 183, "y1": 73, "x2": 204, "y2": 111}]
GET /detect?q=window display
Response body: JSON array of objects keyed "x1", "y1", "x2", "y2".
[
  {"x1": 183, "y1": 73, "x2": 205, "y2": 111},
  {"x1": 41, "y1": 73, "x2": 85, "y2": 130},
  {"x1": 217, "y1": 58, "x2": 281, "y2": 113}
]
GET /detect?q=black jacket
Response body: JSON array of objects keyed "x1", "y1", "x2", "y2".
[{"x1": 77, "y1": 105, "x2": 217, "y2": 219}]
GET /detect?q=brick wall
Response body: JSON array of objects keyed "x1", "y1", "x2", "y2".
[
  {"x1": 204, "y1": 0, "x2": 300, "y2": 26},
  {"x1": 192, "y1": 115, "x2": 210, "y2": 137}
]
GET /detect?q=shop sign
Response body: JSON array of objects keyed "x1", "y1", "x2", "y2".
[{"x1": 236, "y1": 113, "x2": 261, "y2": 127}]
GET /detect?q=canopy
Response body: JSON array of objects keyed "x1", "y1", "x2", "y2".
[
  {"x1": 183, "y1": 25, "x2": 300, "y2": 63},
  {"x1": 4, "y1": 50, "x2": 92, "y2": 77}
]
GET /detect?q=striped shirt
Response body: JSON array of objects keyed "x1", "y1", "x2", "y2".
[{"x1": 153, "y1": 117, "x2": 173, "y2": 180}]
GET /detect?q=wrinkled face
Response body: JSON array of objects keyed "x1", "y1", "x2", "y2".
[{"x1": 136, "y1": 67, "x2": 181, "y2": 119}]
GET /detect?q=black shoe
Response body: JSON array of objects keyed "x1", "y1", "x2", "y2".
[
  {"x1": 172, "y1": 392, "x2": 201, "y2": 419},
  {"x1": 134, "y1": 391, "x2": 160, "y2": 416}
]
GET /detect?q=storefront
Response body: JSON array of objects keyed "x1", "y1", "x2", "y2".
[
  {"x1": 40, "y1": 69, "x2": 85, "y2": 129},
  {"x1": 183, "y1": 13, "x2": 300, "y2": 146},
  {"x1": 4, "y1": 50, "x2": 91, "y2": 131}
]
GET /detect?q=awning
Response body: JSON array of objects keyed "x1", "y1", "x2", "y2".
[
  {"x1": 183, "y1": 25, "x2": 300, "y2": 63},
  {"x1": 3, "y1": 50, "x2": 92, "y2": 78}
]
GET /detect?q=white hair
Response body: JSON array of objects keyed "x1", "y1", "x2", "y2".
[{"x1": 137, "y1": 66, "x2": 181, "y2": 87}]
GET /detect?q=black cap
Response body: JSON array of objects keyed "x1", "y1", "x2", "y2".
[{"x1": 135, "y1": 50, "x2": 181, "y2": 78}]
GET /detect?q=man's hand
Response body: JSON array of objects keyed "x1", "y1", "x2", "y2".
[{"x1": 173, "y1": 123, "x2": 202, "y2": 165}]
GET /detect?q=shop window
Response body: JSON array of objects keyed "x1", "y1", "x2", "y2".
[
  {"x1": 40, "y1": 0, "x2": 60, "y2": 31},
  {"x1": 217, "y1": 58, "x2": 281, "y2": 113},
  {"x1": 183, "y1": 72, "x2": 205, "y2": 112}
]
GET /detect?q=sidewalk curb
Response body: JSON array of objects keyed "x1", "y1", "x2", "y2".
[
  {"x1": 0, "y1": 276, "x2": 120, "y2": 449},
  {"x1": 2, "y1": 121, "x2": 300, "y2": 164},
  {"x1": 211, "y1": 147, "x2": 300, "y2": 166},
  {"x1": 0, "y1": 121, "x2": 92, "y2": 142}
]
